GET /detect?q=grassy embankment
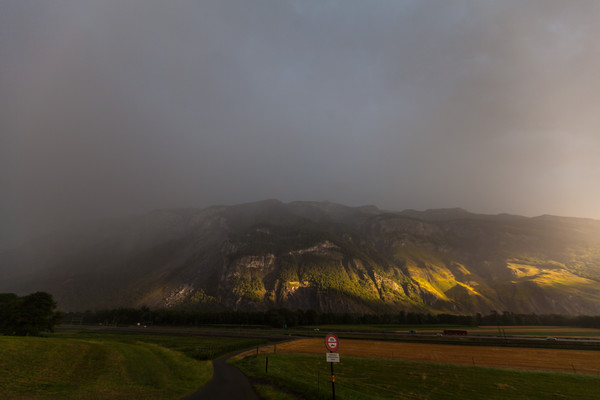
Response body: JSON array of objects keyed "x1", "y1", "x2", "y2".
[
  {"x1": 234, "y1": 353, "x2": 600, "y2": 400},
  {"x1": 0, "y1": 331, "x2": 265, "y2": 400}
]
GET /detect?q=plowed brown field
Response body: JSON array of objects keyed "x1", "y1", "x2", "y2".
[{"x1": 264, "y1": 338, "x2": 600, "y2": 375}]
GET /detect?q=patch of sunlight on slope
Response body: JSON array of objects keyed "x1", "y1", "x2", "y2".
[
  {"x1": 507, "y1": 262, "x2": 591, "y2": 286},
  {"x1": 396, "y1": 248, "x2": 483, "y2": 302},
  {"x1": 452, "y1": 263, "x2": 471, "y2": 276},
  {"x1": 405, "y1": 262, "x2": 482, "y2": 301},
  {"x1": 507, "y1": 261, "x2": 600, "y2": 301},
  {"x1": 453, "y1": 281, "x2": 482, "y2": 296}
]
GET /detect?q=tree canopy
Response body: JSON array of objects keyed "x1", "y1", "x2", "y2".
[{"x1": 0, "y1": 292, "x2": 62, "y2": 336}]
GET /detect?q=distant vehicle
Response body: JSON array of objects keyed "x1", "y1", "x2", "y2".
[
  {"x1": 546, "y1": 337, "x2": 557, "y2": 341},
  {"x1": 313, "y1": 328, "x2": 320, "y2": 331},
  {"x1": 436, "y1": 333, "x2": 443, "y2": 336},
  {"x1": 409, "y1": 330, "x2": 416, "y2": 334},
  {"x1": 443, "y1": 329, "x2": 468, "y2": 336}
]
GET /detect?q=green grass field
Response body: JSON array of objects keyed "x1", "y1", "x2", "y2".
[
  {"x1": 0, "y1": 335, "x2": 211, "y2": 399},
  {"x1": 0, "y1": 331, "x2": 266, "y2": 400},
  {"x1": 233, "y1": 353, "x2": 600, "y2": 400}
]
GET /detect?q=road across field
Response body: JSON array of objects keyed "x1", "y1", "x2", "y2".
[{"x1": 271, "y1": 338, "x2": 600, "y2": 375}]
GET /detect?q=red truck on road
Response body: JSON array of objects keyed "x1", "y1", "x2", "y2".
[{"x1": 443, "y1": 329, "x2": 467, "y2": 336}]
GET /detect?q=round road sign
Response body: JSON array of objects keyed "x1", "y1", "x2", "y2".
[{"x1": 325, "y1": 333, "x2": 339, "y2": 352}]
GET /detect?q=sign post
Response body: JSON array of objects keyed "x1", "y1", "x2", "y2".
[{"x1": 325, "y1": 333, "x2": 340, "y2": 400}]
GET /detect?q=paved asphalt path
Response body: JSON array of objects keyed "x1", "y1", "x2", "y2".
[{"x1": 182, "y1": 349, "x2": 259, "y2": 400}]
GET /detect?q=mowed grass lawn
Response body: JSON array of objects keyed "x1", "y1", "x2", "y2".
[
  {"x1": 0, "y1": 335, "x2": 211, "y2": 400},
  {"x1": 0, "y1": 332, "x2": 264, "y2": 400},
  {"x1": 57, "y1": 331, "x2": 266, "y2": 361},
  {"x1": 234, "y1": 353, "x2": 600, "y2": 400}
]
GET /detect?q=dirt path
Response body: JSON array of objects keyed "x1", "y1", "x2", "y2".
[{"x1": 182, "y1": 349, "x2": 259, "y2": 400}]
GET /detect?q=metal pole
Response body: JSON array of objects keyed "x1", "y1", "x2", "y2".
[{"x1": 331, "y1": 360, "x2": 335, "y2": 400}]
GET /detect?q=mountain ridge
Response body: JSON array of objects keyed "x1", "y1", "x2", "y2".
[{"x1": 2, "y1": 200, "x2": 600, "y2": 315}]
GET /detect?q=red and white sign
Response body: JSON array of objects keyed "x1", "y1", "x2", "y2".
[{"x1": 325, "y1": 333, "x2": 339, "y2": 352}]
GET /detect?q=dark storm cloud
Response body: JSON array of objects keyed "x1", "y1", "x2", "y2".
[{"x1": 2, "y1": 0, "x2": 600, "y2": 247}]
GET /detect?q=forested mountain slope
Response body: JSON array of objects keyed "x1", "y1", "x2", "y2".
[{"x1": 2, "y1": 200, "x2": 600, "y2": 314}]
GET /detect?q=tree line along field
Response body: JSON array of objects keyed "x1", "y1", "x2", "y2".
[
  {"x1": 65, "y1": 307, "x2": 600, "y2": 329},
  {"x1": 0, "y1": 331, "x2": 266, "y2": 400}
]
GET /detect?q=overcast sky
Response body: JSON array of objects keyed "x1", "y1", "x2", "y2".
[{"x1": 2, "y1": 0, "x2": 600, "y2": 248}]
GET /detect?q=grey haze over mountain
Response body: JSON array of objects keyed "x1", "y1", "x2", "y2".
[{"x1": 2, "y1": 1, "x2": 600, "y2": 249}]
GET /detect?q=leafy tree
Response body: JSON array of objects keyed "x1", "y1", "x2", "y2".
[{"x1": 0, "y1": 292, "x2": 62, "y2": 336}]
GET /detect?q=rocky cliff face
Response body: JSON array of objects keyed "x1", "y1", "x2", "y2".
[{"x1": 2, "y1": 200, "x2": 600, "y2": 314}]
